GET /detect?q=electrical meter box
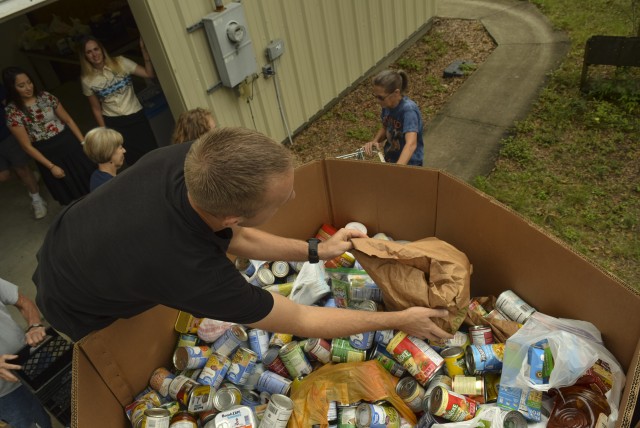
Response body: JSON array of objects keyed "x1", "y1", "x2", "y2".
[{"x1": 202, "y1": 2, "x2": 258, "y2": 88}]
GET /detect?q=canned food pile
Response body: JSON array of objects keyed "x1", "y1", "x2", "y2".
[{"x1": 125, "y1": 224, "x2": 618, "y2": 428}]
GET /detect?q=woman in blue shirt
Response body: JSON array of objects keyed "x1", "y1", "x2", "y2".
[{"x1": 363, "y1": 69, "x2": 424, "y2": 166}]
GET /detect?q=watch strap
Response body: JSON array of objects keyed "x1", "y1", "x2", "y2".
[{"x1": 307, "y1": 238, "x2": 320, "y2": 264}]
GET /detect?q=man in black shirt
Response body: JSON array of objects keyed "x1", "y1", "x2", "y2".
[{"x1": 33, "y1": 127, "x2": 451, "y2": 342}]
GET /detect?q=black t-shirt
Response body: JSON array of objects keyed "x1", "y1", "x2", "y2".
[{"x1": 33, "y1": 143, "x2": 274, "y2": 341}]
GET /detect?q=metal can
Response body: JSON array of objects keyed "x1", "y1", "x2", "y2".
[
  {"x1": 126, "y1": 399, "x2": 153, "y2": 424},
  {"x1": 212, "y1": 325, "x2": 247, "y2": 357},
  {"x1": 168, "y1": 375, "x2": 196, "y2": 401},
  {"x1": 197, "y1": 352, "x2": 231, "y2": 389},
  {"x1": 149, "y1": 367, "x2": 175, "y2": 398},
  {"x1": 428, "y1": 386, "x2": 478, "y2": 422},
  {"x1": 331, "y1": 338, "x2": 366, "y2": 363},
  {"x1": 374, "y1": 330, "x2": 395, "y2": 347},
  {"x1": 484, "y1": 308, "x2": 509, "y2": 321},
  {"x1": 169, "y1": 411, "x2": 198, "y2": 428},
  {"x1": 368, "y1": 344, "x2": 406, "y2": 378},
  {"x1": 468, "y1": 299, "x2": 488, "y2": 317},
  {"x1": 428, "y1": 331, "x2": 471, "y2": 352},
  {"x1": 176, "y1": 333, "x2": 199, "y2": 348},
  {"x1": 386, "y1": 332, "x2": 444, "y2": 386},
  {"x1": 262, "y1": 347, "x2": 291, "y2": 379},
  {"x1": 452, "y1": 375, "x2": 485, "y2": 396},
  {"x1": 355, "y1": 402, "x2": 400, "y2": 428},
  {"x1": 199, "y1": 410, "x2": 217, "y2": 428},
  {"x1": 304, "y1": 338, "x2": 332, "y2": 364},
  {"x1": 441, "y1": 346, "x2": 467, "y2": 377},
  {"x1": 248, "y1": 328, "x2": 270, "y2": 361},
  {"x1": 187, "y1": 384, "x2": 214, "y2": 413},
  {"x1": 241, "y1": 389, "x2": 261, "y2": 408},
  {"x1": 174, "y1": 311, "x2": 201, "y2": 334},
  {"x1": 316, "y1": 223, "x2": 337, "y2": 241},
  {"x1": 256, "y1": 370, "x2": 292, "y2": 395},
  {"x1": 135, "y1": 407, "x2": 171, "y2": 428},
  {"x1": 279, "y1": 341, "x2": 313, "y2": 378},
  {"x1": 254, "y1": 267, "x2": 276, "y2": 287},
  {"x1": 173, "y1": 345, "x2": 212, "y2": 370},
  {"x1": 235, "y1": 257, "x2": 256, "y2": 277},
  {"x1": 396, "y1": 377, "x2": 427, "y2": 413},
  {"x1": 226, "y1": 347, "x2": 258, "y2": 385},
  {"x1": 338, "y1": 403, "x2": 359, "y2": 428},
  {"x1": 465, "y1": 343, "x2": 505, "y2": 374},
  {"x1": 269, "y1": 332, "x2": 293, "y2": 348},
  {"x1": 259, "y1": 393, "x2": 294, "y2": 428},
  {"x1": 176, "y1": 379, "x2": 199, "y2": 408},
  {"x1": 213, "y1": 384, "x2": 242, "y2": 412},
  {"x1": 349, "y1": 331, "x2": 374, "y2": 350},
  {"x1": 424, "y1": 373, "x2": 452, "y2": 401},
  {"x1": 214, "y1": 405, "x2": 257, "y2": 427},
  {"x1": 495, "y1": 290, "x2": 536, "y2": 324},
  {"x1": 483, "y1": 373, "x2": 501, "y2": 403},
  {"x1": 469, "y1": 325, "x2": 494, "y2": 345},
  {"x1": 271, "y1": 261, "x2": 290, "y2": 280},
  {"x1": 500, "y1": 409, "x2": 528, "y2": 427},
  {"x1": 160, "y1": 402, "x2": 180, "y2": 417}
]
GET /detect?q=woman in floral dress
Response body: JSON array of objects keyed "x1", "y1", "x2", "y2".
[{"x1": 2, "y1": 66, "x2": 94, "y2": 205}]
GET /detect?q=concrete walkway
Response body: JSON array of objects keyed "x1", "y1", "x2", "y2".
[{"x1": 425, "y1": 0, "x2": 570, "y2": 182}]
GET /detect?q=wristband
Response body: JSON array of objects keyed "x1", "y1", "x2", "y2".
[
  {"x1": 307, "y1": 238, "x2": 320, "y2": 264},
  {"x1": 26, "y1": 323, "x2": 44, "y2": 332}
]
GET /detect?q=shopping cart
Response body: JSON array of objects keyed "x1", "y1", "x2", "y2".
[{"x1": 336, "y1": 147, "x2": 386, "y2": 162}]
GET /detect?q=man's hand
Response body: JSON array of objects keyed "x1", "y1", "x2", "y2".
[
  {"x1": 0, "y1": 354, "x2": 21, "y2": 382},
  {"x1": 25, "y1": 326, "x2": 46, "y2": 347},
  {"x1": 318, "y1": 228, "x2": 367, "y2": 260},
  {"x1": 394, "y1": 307, "x2": 454, "y2": 342},
  {"x1": 363, "y1": 140, "x2": 381, "y2": 156}
]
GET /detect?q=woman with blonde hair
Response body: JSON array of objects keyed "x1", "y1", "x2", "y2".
[
  {"x1": 83, "y1": 127, "x2": 125, "y2": 191},
  {"x1": 79, "y1": 36, "x2": 157, "y2": 165},
  {"x1": 171, "y1": 107, "x2": 216, "y2": 144}
]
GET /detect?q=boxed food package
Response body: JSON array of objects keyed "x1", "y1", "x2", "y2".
[{"x1": 72, "y1": 160, "x2": 640, "y2": 427}]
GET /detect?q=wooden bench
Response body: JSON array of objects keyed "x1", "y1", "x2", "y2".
[{"x1": 580, "y1": 35, "x2": 640, "y2": 91}]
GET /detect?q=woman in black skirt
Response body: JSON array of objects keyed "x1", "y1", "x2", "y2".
[
  {"x1": 2, "y1": 67, "x2": 94, "y2": 205},
  {"x1": 79, "y1": 36, "x2": 158, "y2": 165}
]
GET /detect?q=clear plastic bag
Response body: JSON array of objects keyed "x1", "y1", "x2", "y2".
[{"x1": 501, "y1": 312, "x2": 625, "y2": 427}]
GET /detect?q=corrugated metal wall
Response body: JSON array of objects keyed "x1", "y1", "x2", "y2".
[{"x1": 130, "y1": 0, "x2": 438, "y2": 143}]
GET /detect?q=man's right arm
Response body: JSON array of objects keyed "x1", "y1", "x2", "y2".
[{"x1": 246, "y1": 292, "x2": 453, "y2": 341}]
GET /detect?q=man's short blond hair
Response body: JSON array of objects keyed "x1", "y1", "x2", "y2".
[
  {"x1": 184, "y1": 127, "x2": 293, "y2": 218},
  {"x1": 83, "y1": 127, "x2": 123, "y2": 164}
]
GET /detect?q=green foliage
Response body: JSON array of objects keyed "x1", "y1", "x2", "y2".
[
  {"x1": 363, "y1": 111, "x2": 377, "y2": 120},
  {"x1": 346, "y1": 127, "x2": 373, "y2": 141},
  {"x1": 397, "y1": 58, "x2": 421, "y2": 72},
  {"x1": 423, "y1": 33, "x2": 449, "y2": 61}
]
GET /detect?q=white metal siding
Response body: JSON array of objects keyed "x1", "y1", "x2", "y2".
[{"x1": 131, "y1": 0, "x2": 438, "y2": 143}]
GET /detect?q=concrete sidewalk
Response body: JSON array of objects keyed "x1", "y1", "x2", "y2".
[{"x1": 425, "y1": 0, "x2": 570, "y2": 182}]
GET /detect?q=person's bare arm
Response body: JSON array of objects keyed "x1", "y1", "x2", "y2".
[
  {"x1": 14, "y1": 293, "x2": 46, "y2": 346},
  {"x1": 395, "y1": 131, "x2": 418, "y2": 165},
  {"x1": 228, "y1": 227, "x2": 366, "y2": 262},
  {"x1": 132, "y1": 38, "x2": 155, "y2": 79},
  {"x1": 248, "y1": 293, "x2": 453, "y2": 341},
  {"x1": 87, "y1": 94, "x2": 105, "y2": 127},
  {"x1": 10, "y1": 126, "x2": 65, "y2": 178},
  {"x1": 0, "y1": 354, "x2": 21, "y2": 382},
  {"x1": 363, "y1": 127, "x2": 387, "y2": 156}
]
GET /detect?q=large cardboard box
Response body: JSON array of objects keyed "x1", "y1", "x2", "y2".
[{"x1": 72, "y1": 160, "x2": 640, "y2": 427}]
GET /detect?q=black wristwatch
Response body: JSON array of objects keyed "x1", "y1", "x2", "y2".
[{"x1": 307, "y1": 238, "x2": 321, "y2": 264}]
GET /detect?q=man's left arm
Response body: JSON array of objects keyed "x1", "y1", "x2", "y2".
[
  {"x1": 14, "y1": 293, "x2": 47, "y2": 346},
  {"x1": 228, "y1": 227, "x2": 367, "y2": 262}
]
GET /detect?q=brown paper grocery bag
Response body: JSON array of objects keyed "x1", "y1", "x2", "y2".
[
  {"x1": 464, "y1": 296, "x2": 521, "y2": 342},
  {"x1": 351, "y1": 237, "x2": 471, "y2": 334}
]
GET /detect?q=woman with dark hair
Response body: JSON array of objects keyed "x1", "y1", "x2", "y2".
[
  {"x1": 79, "y1": 36, "x2": 158, "y2": 165},
  {"x1": 363, "y1": 69, "x2": 424, "y2": 166},
  {"x1": 2, "y1": 66, "x2": 94, "y2": 205}
]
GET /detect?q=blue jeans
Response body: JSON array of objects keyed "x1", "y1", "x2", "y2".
[{"x1": 0, "y1": 384, "x2": 52, "y2": 428}]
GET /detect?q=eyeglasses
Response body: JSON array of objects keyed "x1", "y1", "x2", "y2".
[{"x1": 374, "y1": 92, "x2": 393, "y2": 101}]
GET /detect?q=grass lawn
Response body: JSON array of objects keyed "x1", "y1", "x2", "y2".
[{"x1": 474, "y1": 0, "x2": 640, "y2": 289}]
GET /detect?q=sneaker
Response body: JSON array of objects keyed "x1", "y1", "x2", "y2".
[{"x1": 32, "y1": 198, "x2": 48, "y2": 219}]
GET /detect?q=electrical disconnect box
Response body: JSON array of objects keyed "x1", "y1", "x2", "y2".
[{"x1": 202, "y1": 2, "x2": 258, "y2": 88}]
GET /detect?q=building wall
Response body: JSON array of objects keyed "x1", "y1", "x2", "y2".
[{"x1": 129, "y1": 0, "x2": 438, "y2": 143}]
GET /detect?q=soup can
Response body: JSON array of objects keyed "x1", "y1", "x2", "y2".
[
  {"x1": 355, "y1": 402, "x2": 400, "y2": 428},
  {"x1": 331, "y1": 338, "x2": 366, "y2": 363},
  {"x1": 374, "y1": 330, "x2": 395, "y2": 347},
  {"x1": 135, "y1": 407, "x2": 171, "y2": 428},
  {"x1": 465, "y1": 344, "x2": 505, "y2": 374},
  {"x1": 304, "y1": 338, "x2": 332, "y2": 364},
  {"x1": 279, "y1": 341, "x2": 313, "y2": 378},
  {"x1": 176, "y1": 333, "x2": 199, "y2": 348},
  {"x1": 452, "y1": 375, "x2": 485, "y2": 396},
  {"x1": 469, "y1": 325, "x2": 494, "y2": 346},
  {"x1": 226, "y1": 347, "x2": 258, "y2": 385},
  {"x1": 271, "y1": 261, "x2": 290, "y2": 280},
  {"x1": 441, "y1": 346, "x2": 466, "y2": 377},
  {"x1": 386, "y1": 332, "x2": 444, "y2": 386},
  {"x1": 187, "y1": 384, "x2": 215, "y2": 413},
  {"x1": 368, "y1": 344, "x2": 406, "y2": 378},
  {"x1": 168, "y1": 375, "x2": 197, "y2": 401},
  {"x1": 269, "y1": 332, "x2": 293, "y2": 348},
  {"x1": 262, "y1": 347, "x2": 291, "y2": 379},
  {"x1": 125, "y1": 399, "x2": 153, "y2": 423},
  {"x1": 259, "y1": 394, "x2": 294, "y2": 428},
  {"x1": 396, "y1": 377, "x2": 427, "y2": 413},
  {"x1": 169, "y1": 411, "x2": 198, "y2": 428},
  {"x1": 338, "y1": 403, "x2": 359, "y2": 428},
  {"x1": 213, "y1": 384, "x2": 242, "y2": 412},
  {"x1": 173, "y1": 346, "x2": 212, "y2": 371},
  {"x1": 349, "y1": 331, "x2": 374, "y2": 350},
  {"x1": 424, "y1": 373, "x2": 452, "y2": 401},
  {"x1": 196, "y1": 352, "x2": 231, "y2": 389},
  {"x1": 495, "y1": 290, "x2": 536, "y2": 324},
  {"x1": 256, "y1": 370, "x2": 292, "y2": 395},
  {"x1": 248, "y1": 328, "x2": 270, "y2": 361},
  {"x1": 149, "y1": 367, "x2": 175, "y2": 398},
  {"x1": 212, "y1": 325, "x2": 247, "y2": 357},
  {"x1": 428, "y1": 386, "x2": 478, "y2": 422},
  {"x1": 241, "y1": 389, "x2": 261, "y2": 408}
]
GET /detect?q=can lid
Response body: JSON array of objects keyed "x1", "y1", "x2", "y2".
[
  {"x1": 269, "y1": 393, "x2": 294, "y2": 410},
  {"x1": 173, "y1": 347, "x2": 188, "y2": 371},
  {"x1": 231, "y1": 325, "x2": 248, "y2": 342},
  {"x1": 304, "y1": 338, "x2": 319, "y2": 352},
  {"x1": 278, "y1": 341, "x2": 299, "y2": 355},
  {"x1": 428, "y1": 385, "x2": 444, "y2": 414},
  {"x1": 355, "y1": 403, "x2": 372, "y2": 426},
  {"x1": 256, "y1": 268, "x2": 275, "y2": 286},
  {"x1": 144, "y1": 407, "x2": 171, "y2": 418},
  {"x1": 395, "y1": 376, "x2": 417, "y2": 398},
  {"x1": 441, "y1": 346, "x2": 464, "y2": 358},
  {"x1": 262, "y1": 347, "x2": 279, "y2": 365},
  {"x1": 214, "y1": 388, "x2": 237, "y2": 412},
  {"x1": 271, "y1": 261, "x2": 290, "y2": 278},
  {"x1": 465, "y1": 345, "x2": 476, "y2": 374}
]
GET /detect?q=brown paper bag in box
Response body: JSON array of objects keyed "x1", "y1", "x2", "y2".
[
  {"x1": 465, "y1": 296, "x2": 520, "y2": 343},
  {"x1": 288, "y1": 361, "x2": 417, "y2": 427},
  {"x1": 351, "y1": 237, "x2": 471, "y2": 334}
]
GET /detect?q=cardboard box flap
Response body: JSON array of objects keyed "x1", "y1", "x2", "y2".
[
  {"x1": 618, "y1": 338, "x2": 640, "y2": 427},
  {"x1": 433, "y1": 172, "x2": 640, "y2": 371}
]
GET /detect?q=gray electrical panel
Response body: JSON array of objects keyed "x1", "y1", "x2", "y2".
[{"x1": 202, "y1": 2, "x2": 258, "y2": 88}]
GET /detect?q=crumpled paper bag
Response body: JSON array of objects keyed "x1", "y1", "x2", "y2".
[
  {"x1": 351, "y1": 237, "x2": 471, "y2": 334},
  {"x1": 288, "y1": 361, "x2": 417, "y2": 427},
  {"x1": 464, "y1": 296, "x2": 520, "y2": 342}
]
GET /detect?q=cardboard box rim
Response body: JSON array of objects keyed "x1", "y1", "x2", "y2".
[{"x1": 73, "y1": 160, "x2": 640, "y2": 427}]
